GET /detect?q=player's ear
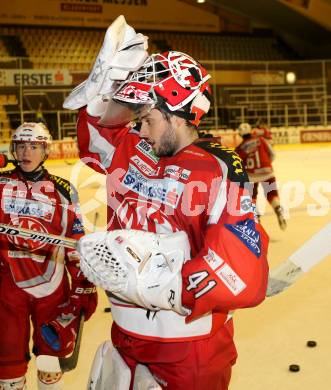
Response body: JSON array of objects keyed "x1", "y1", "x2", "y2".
[{"x1": 171, "y1": 115, "x2": 186, "y2": 129}]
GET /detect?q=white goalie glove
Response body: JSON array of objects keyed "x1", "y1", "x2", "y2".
[
  {"x1": 63, "y1": 15, "x2": 148, "y2": 117},
  {"x1": 77, "y1": 230, "x2": 191, "y2": 316}
]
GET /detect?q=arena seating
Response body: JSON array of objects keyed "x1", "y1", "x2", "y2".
[
  {"x1": 0, "y1": 39, "x2": 9, "y2": 57},
  {"x1": 0, "y1": 95, "x2": 17, "y2": 142},
  {"x1": 0, "y1": 25, "x2": 296, "y2": 72},
  {"x1": 0, "y1": 25, "x2": 326, "y2": 141}
]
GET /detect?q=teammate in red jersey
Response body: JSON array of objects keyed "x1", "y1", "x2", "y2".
[
  {"x1": 236, "y1": 122, "x2": 286, "y2": 230},
  {"x1": 64, "y1": 15, "x2": 269, "y2": 390},
  {"x1": 252, "y1": 119, "x2": 274, "y2": 145},
  {"x1": 0, "y1": 122, "x2": 97, "y2": 390}
]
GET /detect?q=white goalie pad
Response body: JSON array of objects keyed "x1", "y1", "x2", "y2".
[
  {"x1": 87, "y1": 341, "x2": 131, "y2": 390},
  {"x1": 78, "y1": 230, "x2": 191, "y2": 315},
  {"x1": 63, "y1": 15, "x2": 148, "y2": 113},
  {"x1": 133, "y1": 365, "x2": 162, "y2": 390},
  {"x1": 87, "y1": 341, "x2": 161, "y2": 390}
]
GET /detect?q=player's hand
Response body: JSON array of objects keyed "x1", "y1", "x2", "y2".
[
  {"x1": 40, "y1": 311, "x2": 80, "y2": 354},
  {"x1": 63, "y1": 279, "x2": 98, "y2": 321},
  {"x1": 78, "y1": 229, "x2": 191, "y2": 315}
]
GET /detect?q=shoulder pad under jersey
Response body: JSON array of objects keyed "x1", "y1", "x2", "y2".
[
  {"x1": 195, "y1": 140, "x2": 248, "y2": 184},
  {"x1": 0, "y1": 169, "x2": 16, "y2": 177},
  {"x1": 48, "y1": 174, "x2": 78, "y2": 203}
]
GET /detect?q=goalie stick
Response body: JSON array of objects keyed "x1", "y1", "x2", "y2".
[
  {"x1": 36, "y1": 311, "x2": 85, "y2": 373},
  {"x1": 266, "y1": 221, "x2": 331, "y2": 296},
  {"x1": 0, "y1": 222, "x2": 330, "y2": 296}
]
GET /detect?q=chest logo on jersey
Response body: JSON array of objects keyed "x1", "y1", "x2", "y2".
[
  {"x1": 122, "y1": 164, "x2": 184, "y2": 208},
  {"x1": 7, "y1": 217, "x2": 49, "y2": 252},
  {"x1": 135, "y1": 140, "x2": 159, "y2": 164},
  {"x1": 116, "y1": 198, "x2": 177, "y2": 233},
  {"x1": 164, "y1": 165, "x2": 191, "y2": 181},
  {"x1": 225, "y1": 219, "x2": 261, "y2": 257},
  {"x1": 3, "y1": 197, "x2": 55, "y2": 222},
  {"x1": 131, "y1": 155, "x2": 160, "y2": 177}
]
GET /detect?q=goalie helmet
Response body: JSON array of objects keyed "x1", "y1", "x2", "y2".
[
  {"x1": 238, "y1": 123, "x2": 252, "y2": 137},
  {"x1": 11, "y1": 122, "x2": 52, "y2": 158},
  {"x1": 112, "y1": 51, "x2": 212, "y2": 126}
]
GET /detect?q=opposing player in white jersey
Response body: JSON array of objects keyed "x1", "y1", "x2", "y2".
[
  {"x1": 0, "y1": 123, "x2": 97, "y2": 389},
  {"x1": 64, "y1": 15, "x2": 269, "y2": 389}
]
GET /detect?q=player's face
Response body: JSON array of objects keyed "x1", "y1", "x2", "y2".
[
  {"x1": 139, "y1": 109, "x2": 177, "y2": 157},
  {"x1": 15, "y1": 142, "x2": 45, "y2": 172}
]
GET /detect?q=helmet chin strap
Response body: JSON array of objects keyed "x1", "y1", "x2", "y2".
[{"x1": 18, "y1": 165, "x2": 46, "y2": 182}]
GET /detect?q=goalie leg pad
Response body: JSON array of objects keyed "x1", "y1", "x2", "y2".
[
  {"x1": 133, "y1": 365, "x2": 162, "y2": 390},
  {"x1": 78, "y1": 230, "x2": 191, "y2": 315},
  {"x1": 0, "y1": 377, "x2": 26, "y2": 390},
  {"x1": 87, "y1": 340, "x2": 131, "y2": 390}
]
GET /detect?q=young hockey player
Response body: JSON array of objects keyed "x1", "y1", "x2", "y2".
[
  {"x1": 0, "y1": 122, "x2": 97, "y2": 390},
  {"x1": 63, "y1": 15, "x2": 269, "y2": 390},
  {"x1": 236, "y1": 122, "x2": 286, "y2": 230}
]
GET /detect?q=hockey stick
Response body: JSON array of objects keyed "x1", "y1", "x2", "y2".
[
  {"x1": 266, "y1": 221, "x2": 331, "y2": 296},
  {"x1": 36, "y1": 311, "x2": 85, "y2": 373},
  {"x1": 1, "y1": 222, "x2": 331, "y2": 296},
  {"x1": 59, "y1": 310, "x2": 85, "y2": 372},
  {"x1": 0, "y1": 223, "x2": 77, "y2": 249}
]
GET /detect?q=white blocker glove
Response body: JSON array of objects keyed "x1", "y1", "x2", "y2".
[
  {"x1": 77, "y1": 230, "x2": 191, "y2": 316},
  {"x1": 63, "y1": 14, "x2": 148, "y2": 115}
]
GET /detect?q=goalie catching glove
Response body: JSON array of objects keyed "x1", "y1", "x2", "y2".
[
  {"x1": 77, "y1": 229, "x2": 191, "y2": 315},
  {"x1": 63, "y1": 14, "x2": 148, "y2": 120}
]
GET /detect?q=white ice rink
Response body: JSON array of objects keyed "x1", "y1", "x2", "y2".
[{"x1": 25, "y1": 143, "x2": 331, "y2": 389}]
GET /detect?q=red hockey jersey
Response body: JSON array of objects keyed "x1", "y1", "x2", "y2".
[
  {"x1": 77, "y1": 108, "x2": 269, "y2": 341},
  {"x1": 252, "y1": 126, "x2": 273, "y2": 144},
  {"x1": 236, "y1": 135, "x2": 275, "y2": 182},
  {"x1": 0, "y1": 168, "x2": 84, "y2": 298}
]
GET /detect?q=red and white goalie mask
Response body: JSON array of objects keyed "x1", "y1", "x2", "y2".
[{"x1": 101, "y1": 51, "x2": 212, "y2": 127}]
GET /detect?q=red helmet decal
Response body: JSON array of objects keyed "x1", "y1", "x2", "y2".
[{"x1": 114, "y1": 51, "x2": 212, "y2": 126}]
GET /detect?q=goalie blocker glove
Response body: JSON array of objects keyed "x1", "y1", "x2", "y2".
[
  {"x1": 63, "y1": 15, "x2": 148, "y2": 118},
  {"x1": 78, "y1": 229, "x2": 191, "y2": 316}
]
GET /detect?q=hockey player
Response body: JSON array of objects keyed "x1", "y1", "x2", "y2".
[
  {"x1": 63, "y1": 15, "x2": 269, "y2": 390},
  {"x1": 0, "y1": 122, "x2": 97, "y2": 390},
  {"x1": 236, "y1": 122, "x2": 286, "y2": 230},
  {"x1": 252, "y1": 119, "x2": 274, "y2": 145}
]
